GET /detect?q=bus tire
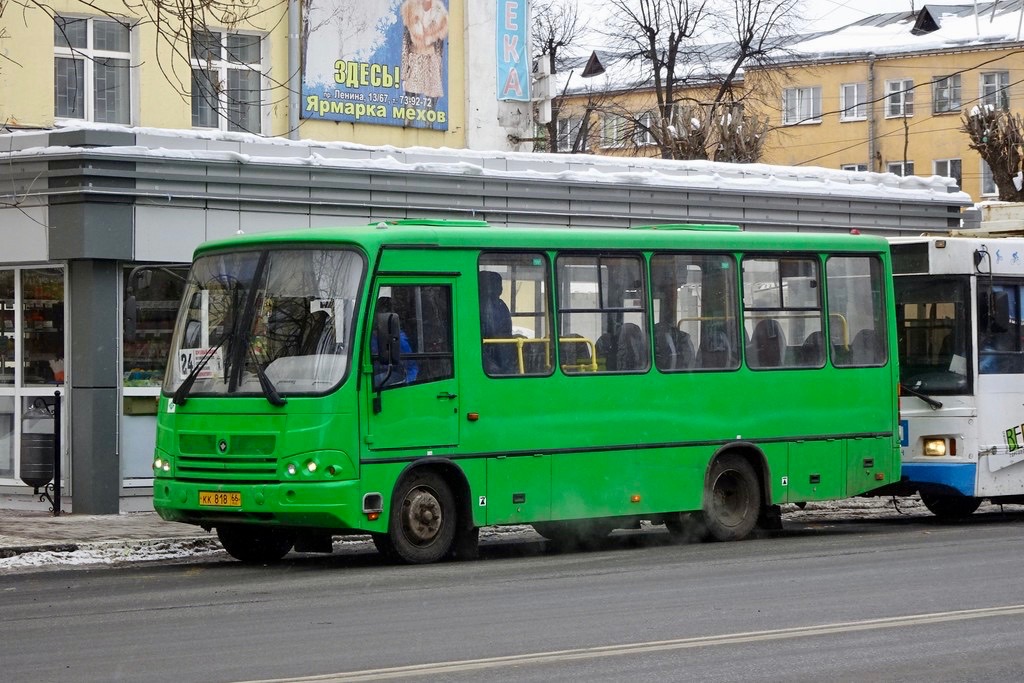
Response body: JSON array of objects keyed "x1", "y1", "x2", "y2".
[
  {"x1": 702, "y1": 454, "x2": 761, "y2": 542},
  {"x1": 216, "y1": 525, "x2": 294, "y2": 564},
  {"x1": 920, "y1": 492, "x2": 981, "y2": 520},
  {"x1": 388, "y1": 471, "x2": 457, "y2": 564}
]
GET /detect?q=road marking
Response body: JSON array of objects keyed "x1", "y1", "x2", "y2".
[{"x1": 239, "y1": 603, "x2": 1024, "y2": 682}]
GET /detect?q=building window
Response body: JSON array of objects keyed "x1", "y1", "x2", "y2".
[
  {"x1": 885, "y1": 79, "x2": 914, "y2": 117},
  {"x1": 53, "y1": 17, "x2": 131, "y2": 124},
  {"x1": 601, "y1": 114, "x2": 625, "y2": 148},
  {"x1": 932, "y1": 75, "x2": 961, "y2": 114},
  {"x1": 556, "y1": 116, "x2": 586, "y2": 152},
  {"x1": 981, "y1": 71, "x2": 1010, "y2": 110},
  {"x1": 933, "y1": 159, "x2": 962, "y2": 188},
  {"x1": 841, "y1": 163, "x2": 868, "y2": 172},
  {"x1": 840, "y1": 83, "x2": 867, "y2": 121},
  {"x1": 634, "y1": 111, "x2": 656, "y2": 146},
  {"x1": 982, "y1": 161, "x2": 997, "y2": 195},
  {"x1": 887, "y1": 161, "x2": 915, "y2": 176},
  {"x1": 782, "y1": 86, "x2": 822, "y2": 125},
  {"x1": 191, "y1": 29, "x2": 263, "y2": 133}
]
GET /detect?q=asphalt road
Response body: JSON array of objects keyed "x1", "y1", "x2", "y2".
[{"x1": 4, "y1": 512, "x2": 1024, "y2": 682}]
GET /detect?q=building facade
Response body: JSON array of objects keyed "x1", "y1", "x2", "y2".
[{"x1": 555, "y1": 3, "x2": 1022, "y2": 203}]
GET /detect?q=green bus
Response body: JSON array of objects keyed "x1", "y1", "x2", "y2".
[{"x1": 153, "y1": 220, "x2": 900, "y2": 563}]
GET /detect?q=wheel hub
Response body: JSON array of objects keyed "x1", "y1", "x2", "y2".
[{"x1": 403, "y1": 488, "x2": 442, "y2": 544}]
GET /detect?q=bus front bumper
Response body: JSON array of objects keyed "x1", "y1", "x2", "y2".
[{"x1": 152, "y1": 478, "x2": 375, "y2": 532}]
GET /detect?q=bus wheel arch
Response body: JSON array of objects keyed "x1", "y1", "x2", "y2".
[
  {"x1": 381, "y1": 461, "x2": 469, "y2": 564},
  {"x1": 700, "y1": 446, "x2": 766, "y2": 542}
]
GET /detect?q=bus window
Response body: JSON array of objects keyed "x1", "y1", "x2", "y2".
[
  {"x1": 828, "y1": 255, "x2": 888, "y2": 368},
  {"x1": 650, "y1": 253, "x2": 738, "y2": 371},
  {"x1": 556, "y1": 254, "x2": 648, "y2": 373},
  {"x1": 894, "y1": 275, "x2": 968, "y2": 392},
  {"x1": 742, "y1": 257, "x2": 823, "y2": 369},
  {"x1": 978, "y1": 284, "x2": 1021, "y2": 374},
  {"x1": 372, "y1": 284, "x2": 453, "y2": 387},
  {"x1": 479, "y1": 253, "x2": 552, "y2": 377}
]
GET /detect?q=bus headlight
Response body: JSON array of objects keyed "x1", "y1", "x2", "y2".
[{"x1": 923, "y1": 438, "x2": 947, "y2": 456}]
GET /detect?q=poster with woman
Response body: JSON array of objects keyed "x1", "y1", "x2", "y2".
[{"x1": 302, "y1": 0, "x2": 449, "y2": 130}]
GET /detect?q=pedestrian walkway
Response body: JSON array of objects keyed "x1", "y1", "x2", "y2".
[{"x1": 0, "y1": 509, "x2": 213, "y2": 558}]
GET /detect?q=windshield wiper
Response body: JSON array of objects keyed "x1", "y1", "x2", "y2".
[
  {"x1": 901, "y1": 384, "x2": 943, "y2": 410},
  {"x1": 247, "y1": 343, "x2": 286, "y2": 406},
  {"x1": 172, "y1": 335, "x2": 230, "y2": 406}
]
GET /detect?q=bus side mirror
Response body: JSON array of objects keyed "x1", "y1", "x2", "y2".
[{"x1": 375, "y1": 312, "x2": 402, "y2": 366}]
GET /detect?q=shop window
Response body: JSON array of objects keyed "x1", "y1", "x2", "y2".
[
  {"x1": 22, "y1": 270, "x2": 64, "y2": 386},
  {"x1": 123, "y1": 265, "x2": 189, "y2": 387},
  {"x1": 0, "y1": 270, "x2": 13, "y2": 386}
]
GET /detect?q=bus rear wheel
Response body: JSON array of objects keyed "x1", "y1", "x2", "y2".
[
  {"x1": 216, "y1": 525, "x2": 294, "y2": 564},
  {"x1": 702, "y1": 454, "x2": 761, "y2": 542},
  {"x1": 920, "y1": 492, "x2": 981, "y2": 520},
  {"x1": 387, "y1": 471, "x2": 457, "y2": 564}
]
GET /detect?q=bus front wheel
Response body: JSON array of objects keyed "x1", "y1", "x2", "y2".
[
  {"x1": 920, "y1": 492, "x2": 981, "y2": 520},
  {"x1": 702, "y1": 454, "x2": 761, "y2": 542},
  {"x1": 216, "y1": 525, "x2": 294, "y2": 564},
  {"x1": 387, "y1": 471, "x2": 457, "y2": 564}
]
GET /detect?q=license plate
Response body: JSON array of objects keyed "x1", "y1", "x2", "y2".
[{"x1": 199, "y1": 491, "x2": 241, "y2": 507}]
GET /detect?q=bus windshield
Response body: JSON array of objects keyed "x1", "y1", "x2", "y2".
[
  {"x1": 163, "y1": 248, "x2": 363, "y2": 398},
  {"x1": 895, "y1": 275, "x2": 971, "y2": 395}
]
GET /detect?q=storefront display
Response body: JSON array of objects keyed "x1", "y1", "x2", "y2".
[{"x1": 123, "y1": 266, "x2": 187, "y2": 387}]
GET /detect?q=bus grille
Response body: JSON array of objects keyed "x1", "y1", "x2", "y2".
[{"x1": 176, "y1": 433, "x2": 278, "y2": 482}]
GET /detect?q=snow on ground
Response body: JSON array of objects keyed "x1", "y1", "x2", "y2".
[{"x1": 1, "y1": 497, "x2": 1017, "y2": 574}]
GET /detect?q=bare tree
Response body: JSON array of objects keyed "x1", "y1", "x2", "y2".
[
  {"x1": 962, "y1": 105, "x2": 1024, "y2": 202},
  {"x1": 531, "y1": 0, "x2": 581, "y2": 152},
  {"x1": 599, "y1": 0, "x2": 799, "y2": 162}
]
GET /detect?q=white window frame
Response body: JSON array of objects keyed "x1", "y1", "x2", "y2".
[
  {"x1": 557, "y1": 116, "x2": 587, "y2": 152},
  {"x1": 841, "y1": 163, "x2": 868, "y2": 172},
  {"x1": 601, "y1": 114, "x2": 625, "y2": 148},
  {"x1": 981, "y1": 71, "x2": 1010, "y2": 111},
  {"x1": 634, "y1": 111, "x2": 656, "y2": 146},
  {"x1": 981, "y1": 161, "x2": 997, "y2": 196},
  {"x1": 839, "y1": 83, "x2": 867, "y2": 121},
  {"x1": 887, "y1": 161, "x2": 915, "y2": 177},
  {"x1": 932, "y1": 74, "x2": 961, "y2": 114},
  {"x1": 885, "y1": 79, "x2": 915, "y2": 118},
  {"x1": 190, "y1": 29, "x2": 266, "y2": 133},
  {"x1": 53, "y1": 16, "x2": 133, "y2": 124},
  {"x1": 933, "y1": 158, "x2": 962, "y2": 188},
  {"x1": 782, "y1": 86, "x2": 822, "y2": 125}
]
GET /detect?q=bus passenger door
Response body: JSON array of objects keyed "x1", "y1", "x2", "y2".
[{"x1": 364, "y1": 280, "x2": 460, "y2": 451}]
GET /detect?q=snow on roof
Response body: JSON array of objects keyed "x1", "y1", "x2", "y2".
[
  {"x1": 561, "y1": 1, "x2": 1021, "y2": 94},
  {"x1": 0, "y1": 122, "x2": 970, "y2": 206},
  {"x1": 790, "y1": 2, "x2": 1023, "y2": 59}
]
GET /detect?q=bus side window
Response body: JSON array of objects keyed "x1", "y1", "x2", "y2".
[
  {"x1": 742, "y1": 256, "x2": 822, "y2": 370},
  {"x1": 479, "y1": 253, "x2": 553, "y2": 377},
  {"x1": 828, "y1": 255, "x2": 888, "y2": 368},
  {"x1": 651, "y1": 252, "x2": 738, "y2": 372},
  {"x1": 556, "y1": 253, "x2": 648, "y2": 374}
]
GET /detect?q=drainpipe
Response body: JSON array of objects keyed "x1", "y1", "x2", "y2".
[
  {"x1": 867, "y1": 53, "x2": 877, "y2": 172},
  {"x1": 288, "y1": 0, "x2": 300, "y2": 140}
]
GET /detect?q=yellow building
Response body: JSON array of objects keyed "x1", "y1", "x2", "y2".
[
  {"x1": 0, "y1": 0, "x2": 538, "y2": 150},
  {"x1": 556, "y1": 3, "x2": 1022, "y2": 203}
]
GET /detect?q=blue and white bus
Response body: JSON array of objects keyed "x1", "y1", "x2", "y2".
[{"x1": 891, "y1": 236, "x2": 1024, "y2": 518}]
